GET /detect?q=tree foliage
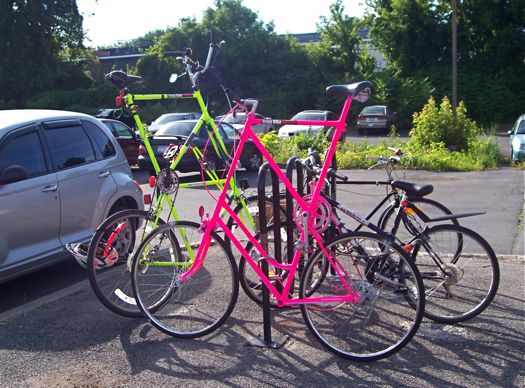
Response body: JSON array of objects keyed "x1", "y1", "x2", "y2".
[
  {"x1": 365, "y1": 0, "x2": 525, "y2": 125},
  {"x1": 0, "y1": 0, "x2": 89, "y2": 108}
]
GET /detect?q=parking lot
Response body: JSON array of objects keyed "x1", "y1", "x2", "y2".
[{"x1": 0, "y1": 163, "x2": 523, "y2": 387}]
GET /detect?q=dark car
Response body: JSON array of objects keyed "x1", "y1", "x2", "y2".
[
  {"x1": 0, "y1": 110, "x2": 143, "y2": 284},
  {"x1": 94, "y1": 108, "x2": 136, "y2": 129},
  {"x1": 99, "y1": 119, "x2": 141, "y2": 165},
  {"x1": 357, "y1": 105, "x2": 396, "y2": 135},
  {"x1": 138, "y1": 120, "x2": 263, "y2": 173}
]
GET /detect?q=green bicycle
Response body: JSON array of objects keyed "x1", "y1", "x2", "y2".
[{"x1": 79, "y1": 42, "x2": 271, "y2": 317}]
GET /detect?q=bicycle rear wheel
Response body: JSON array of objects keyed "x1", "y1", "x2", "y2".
[
  {"x1": 299, "y1": 231, "x2": 425, "y2": 361},
  {"x1": 131, "y1": 221, "x2": 239, "y2": 338},
  {"x1": 378, "y1": 197, "x2": 459, "y2": 244},
  {"x1": 87, "y1": 209, "x2": 166, "y2": 317},
  {"x1": 413, "y1": 224, "x2": 499, "y2": 323}
]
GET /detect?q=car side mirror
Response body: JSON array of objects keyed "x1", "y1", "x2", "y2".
[
  {"x1": 0, "y1": 165, "x2": 29, "y2": 185},
  {"x1": 507, "y1": 130, "x2": 513, "y2": 136}
]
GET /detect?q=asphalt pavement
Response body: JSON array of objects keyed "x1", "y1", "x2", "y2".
[{"x1": 0, "y1": 166, "x2": 523, "y2": 387}]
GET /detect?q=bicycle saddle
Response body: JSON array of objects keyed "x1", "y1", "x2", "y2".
[
  {"x1": 391, "y1": 180, "x2": 433, "y2": 197},
  {"x1": 326, "y1": 81, "x2": 374, "y2": 102},
  {"x1": 105, "y1": 70, "x2": 143, "y2": 89}
]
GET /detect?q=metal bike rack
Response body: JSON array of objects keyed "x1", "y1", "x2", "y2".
[
  {"x1": 247, "y1": 161, "x2": 289, "y2": 349},
  {"x1": 247, "y1": 154, "x2": 335, "y2": 349}
]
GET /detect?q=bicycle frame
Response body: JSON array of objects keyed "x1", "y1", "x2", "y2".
[
  {"x1": 116, "y1": 87, "x2": 255, "y2": 229},
  {"x1": 179, "y1": 93, "x2": 365, "y2": 307}
]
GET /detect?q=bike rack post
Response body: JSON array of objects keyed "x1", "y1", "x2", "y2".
[{"x1": 247, "y1": 162, "x2": 287, "y2": 349}]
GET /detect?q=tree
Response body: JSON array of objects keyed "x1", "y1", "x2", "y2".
[
  {"x1": 365, "y1": 0, "x2": 525, "y2": 125},
  {"x1": 0, "y1": 0, "x2": 86, "y2": 107}
]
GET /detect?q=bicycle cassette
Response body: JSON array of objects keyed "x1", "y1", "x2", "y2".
[
  {"x1": 293, "y1": 194, "x2": 332, "y2": 233},
  {"x1": 156, "y1": 169, "x2": 179, "y2": 195}
]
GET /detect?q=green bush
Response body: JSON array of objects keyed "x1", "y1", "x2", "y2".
[{"x1": 410, "y1": 96, "x2": 478, "y2": 151}]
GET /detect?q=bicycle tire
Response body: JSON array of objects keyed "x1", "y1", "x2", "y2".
[
  {"x1": 299, "y1": 231, "x2": 425, "y2": 361},
  {"x1": 86, "y1": 209, "x2": 169, "y2": 318},
  {"x1": 238, "y1": 224, "x2": 295, "y2": 307},
  {"x1": 378, "y1": 197, "x2": 460, "y2": 244},
  {"x1": 131, "y1": 220, "x2": 239, "y2": 338},
  {"x1": 227, "y1": 193, "x2": 287, "y2": 249},
  {"x1": 412, "y1": 224, "x2": 500, "y2": 323}
]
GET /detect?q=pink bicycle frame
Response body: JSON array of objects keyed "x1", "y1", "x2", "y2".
[{"x1": 182, "y1": 94, "x2": 362, "y2": 307}]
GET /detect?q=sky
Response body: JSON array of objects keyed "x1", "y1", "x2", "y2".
[{"x1": 77, "y1": 0, "x2": 366, "y2": 48}]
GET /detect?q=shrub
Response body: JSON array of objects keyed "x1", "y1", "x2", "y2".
[{"x1": 410, "y1": 96, "x2": 479, "y2": 151}]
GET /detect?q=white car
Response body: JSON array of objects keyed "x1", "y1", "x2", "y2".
[
  {"x1": 277, "y1": 110, "x2": 342, "y2": 141},
  {"x1": 508, "y1": 113, "x2": 525, "y2": 165},
  {"x1": 216, "y1": 112, "x2": 274, "y2": 134}
]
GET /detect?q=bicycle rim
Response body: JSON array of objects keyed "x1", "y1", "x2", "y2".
[
  {"x1": 131, "y1": 221, "x2": 239, "y2": 338},
  {"x1": 87, "y1": 209, "x2": 166, "y2": 318},
  {"x1": 414, "y1": 224, "x2": 500, "y2": 323},
  {"x1": 299, "y1": 231, "x2": 425, "y2": 361}
]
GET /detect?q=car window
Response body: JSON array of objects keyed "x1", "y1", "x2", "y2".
[
  {"x1": 112, "y1": 122, "x2": 133, "y2": 138},
  {"x1": 361, "y1": 106, "x2": 386, "y2": 115},
  {"x1": 45, "y1": 124, "x2": 96, "y2": 170},
  {"x1": 153, "y1": 114, "x2": 185, "y2": 125},
  {"x1": 0, "y1": 125, "x2": 47, "y2": 179},
  {"x1": 291, "y1": 112, "x2": 326, "y2": 121},
  {"x1": 83, "y1": 121, "x2": 116, "y2": 159},
  {"x1": 220, "y1": 122, "x2": 235, "y2": 140},
  {"x1": 327, "y1": 112, "x2": 338, "y2": 121},
  {"x1": 156, "y1": 121, "x2": 195, "y2": 137}
]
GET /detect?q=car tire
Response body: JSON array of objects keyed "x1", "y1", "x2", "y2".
[
  {"x1": 242, "y1": 149, "x2": 263, "y2": 172},
  {"x1": 358, "y1": 128, "x2": 364, "y2": 136}
]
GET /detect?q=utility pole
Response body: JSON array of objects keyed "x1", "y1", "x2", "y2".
[{"x1": 452, "y1": 0, "x2": 458, "y2": 126}]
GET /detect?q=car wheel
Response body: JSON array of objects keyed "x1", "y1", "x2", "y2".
[
  {"x1": 242, "y1": 150, "x2": 263, "y2": 172},
  {"x1": 358, "y1": 128, "x2": 364, "y2": 136}
]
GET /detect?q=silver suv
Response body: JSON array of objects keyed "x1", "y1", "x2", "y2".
[{"x1": 0, "y1": 110, "x2": 144, "y2": 283}]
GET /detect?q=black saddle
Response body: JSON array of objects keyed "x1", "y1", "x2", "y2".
[
  {"x1": 326, "y1": 81, "x2": 374, "y2": 102},
  {"x1": 105, "y1": 70, "x2": 143, "y2": 89},
  {"x1": 391, "y1": 180, "x2": 434, "y2": 197}
]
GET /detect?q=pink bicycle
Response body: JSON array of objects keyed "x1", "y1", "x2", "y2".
[{"x1": 129, "y1": 82, "x2": 426, "y2": 361}]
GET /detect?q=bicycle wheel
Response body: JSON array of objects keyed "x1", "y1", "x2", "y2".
[
  {"x1": 412, "y1": 224, "x2": 500, "y2": 323},
  {"x1": 238, "y1": 224, "x2": 295, "y2": 307},
  {"x1": 87, "y1": 209, "x2": 166, "y2": 318},
  {"x1": 378, "y1": 197, "x2": 459, "y2": 244},
  {"x1": 227, "y1": 193, "x2": 287, "y2": 247},
  {"x1": 131, "y1": 220, "x2": 239, "y2": 338},
  {"x1": 299, "y1": 231, "x2": 425, "y2": 361}
]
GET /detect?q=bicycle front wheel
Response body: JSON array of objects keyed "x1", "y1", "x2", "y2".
[
  {"x1": 299, "y1": 231, "x2": 425, "y2": 362},
  {"x1": 413, "y1": 224, "x2": 500, "y2": 323},
  {"x1": 87, "y1": 209, "x2": 166, "y2": 317},
  {"x1": 131, "y1": 221, "x2": 239, "y2": 338}
]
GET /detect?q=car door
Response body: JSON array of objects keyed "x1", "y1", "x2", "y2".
[
  {"x1": 42, "y1": 119, "x2": 118, "y2": 246},
  {"x1": 0, "y1": 124, "x2": 61, "y2": 276}
]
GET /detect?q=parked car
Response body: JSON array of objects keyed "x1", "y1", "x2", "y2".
[
  {"x1": 357, "y1": 105, "x2": 396, "y2": 135},
  {"x1": 0, "y1": 110, "x2": 144, "y2": 284},
  {"x1": 138, "y1": 120, "x2": 263, "y2": 172},
  {"x1": 94, "y1": 108, "x2": 136, "y2": 129},
  {"x1": 147, "y1": 112, "x2": 201, "y2": 135},
  {"x1": 508, "y1": 113, "x2": 525, "y2": 164},
  {"x1": 99, "y1": 118, "x2": 141, "y2": 165},
  {"x1": 215, "y1": 112, "x2": 274, "y2": 134},
  {"x1": 277, "y1": 110, "x2": 343, "y2": 141}
]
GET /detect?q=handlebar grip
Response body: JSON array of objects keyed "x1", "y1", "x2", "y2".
[
  {"x1": 328, "y1": 168, "x2": 348, "y2": 182},
  {"x1": 388, "y1": 147, "x2": 403, "y2": 156}
]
